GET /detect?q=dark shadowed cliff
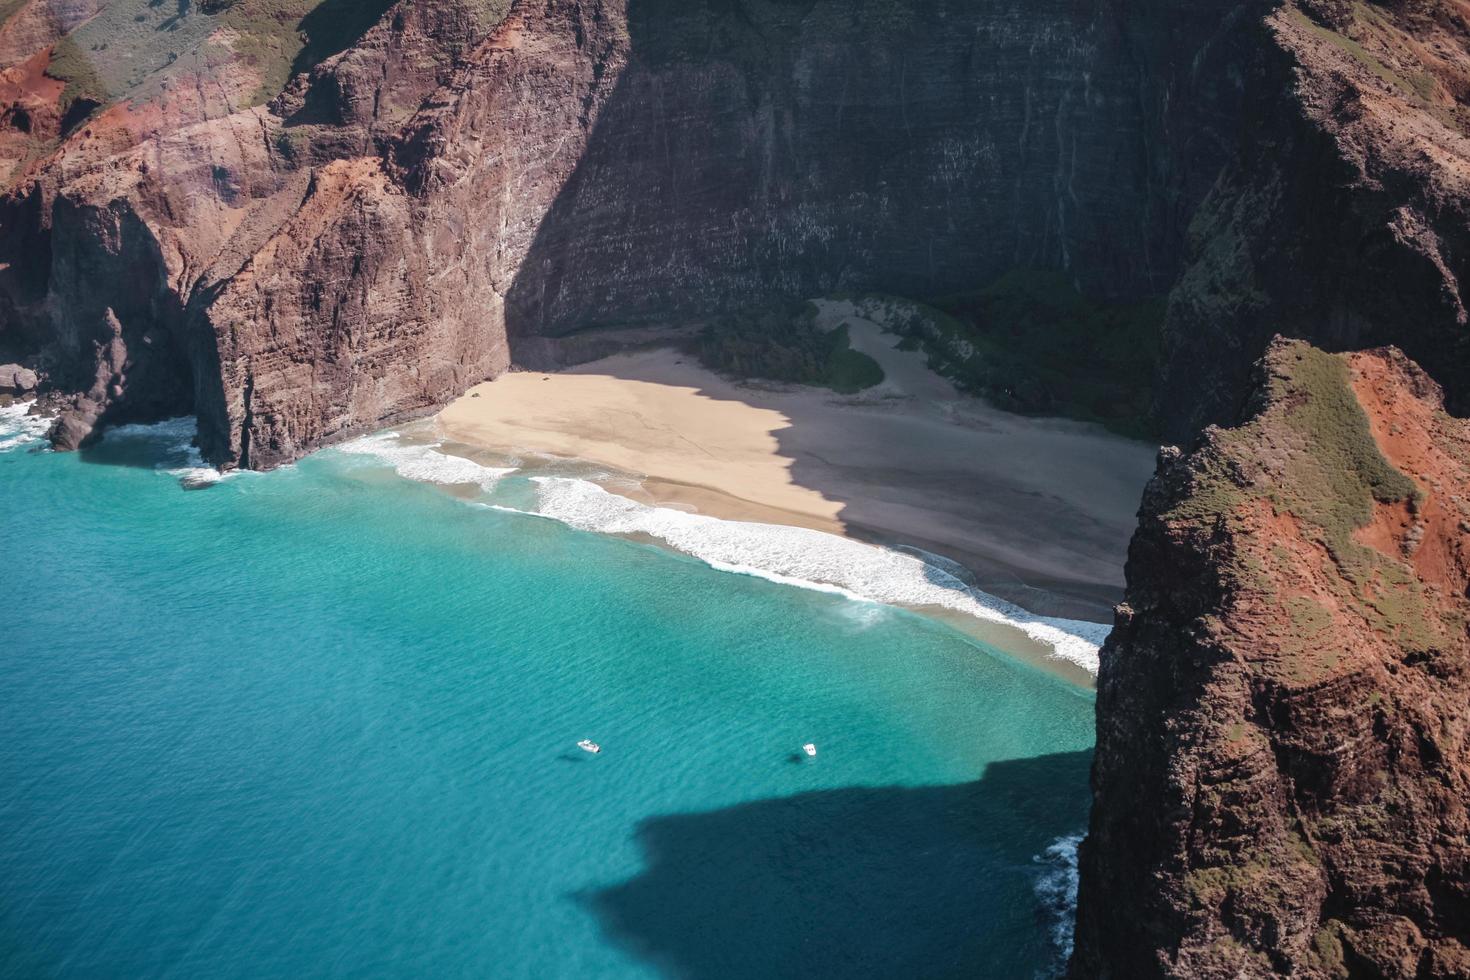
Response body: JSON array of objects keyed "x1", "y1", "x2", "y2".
[
  {"x1": 0, "y1": 0, "x2": 1259, "y2": 467},
  {"x1": 3, "y1": 1, "x2": 1468, "y2": 465},
  {"x1": 1157, "y1": 0, "x2": 1470, "y2": 441},
  {"x1": 1072, "y1": 340, "x2": 1470, "y2": 977}
]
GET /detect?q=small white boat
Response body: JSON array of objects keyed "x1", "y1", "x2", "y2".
[
  {"x1": 802, "y1": 743, "x2": 817, "y2": 758},
  {"x1": 577, "y1": 739, "x2": 602, "y2": 754}
]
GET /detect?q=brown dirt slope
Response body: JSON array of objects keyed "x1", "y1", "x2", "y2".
[{"x1": 1072, "y1": 338, "x2": 1470, "y2": 978}]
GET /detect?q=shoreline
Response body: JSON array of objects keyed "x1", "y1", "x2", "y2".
[
  {"x1": 425, "y1": 429, "x2": 1112, "y2": 685},
  {"x1": 427, "y1": 309, "x2": 1155, "y2": 683},
  {"x1": 568, "y1": 464, "x2": 1109, "y2": 689},
  {"x1": 440, "y1": 303, "x2": 1155, "y2": 614}
]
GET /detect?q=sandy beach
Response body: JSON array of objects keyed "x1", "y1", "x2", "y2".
[{"x1": 437, "y1": 302, "x2": 1157, "y2": 628}]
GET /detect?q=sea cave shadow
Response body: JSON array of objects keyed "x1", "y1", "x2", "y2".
[
  {"x1": 72, "y1": 423, "x2": 188, "y2": 472},
  {"x1": 581, "y1": 749, "x2": 1092, "y2": 980}
]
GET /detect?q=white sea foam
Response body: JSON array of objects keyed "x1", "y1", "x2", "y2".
[
  {"x1": 529, "y1": 476, "x2": 1108, "y2": 673},
  {"x1": 0, "y1": 400, "x2": 52, "y2": 452},
  {"x1": 1033, "y1": 833, "x2": 1083, "y2": 976},
  {"x1": 338, "y1": 432, "x2": 516, "y2": 491},
  {"x1": 102, "y1": 416, "x2": 229, "y2": 487}
]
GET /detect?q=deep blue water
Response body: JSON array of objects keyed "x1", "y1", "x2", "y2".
[{"x1": 0, "y1": 413, "x2": 1094, "y2": 978}]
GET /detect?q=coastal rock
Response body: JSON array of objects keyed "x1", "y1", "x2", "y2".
[
  {"x1": 1071, "y1": 339, "x2": 1470, "y2": 978},
  {"x1": 1, "y1": 0, "x2": 1468, "y2": 470},
  {"x1": 0, "y1": 361, "x2": 35, "y2": 392},
  {"x1": 0, "y1": 0, "x2": 1255, "y2": 468}
]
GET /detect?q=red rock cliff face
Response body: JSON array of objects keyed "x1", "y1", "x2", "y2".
[
  {"x1": 0, "y1": 0, "x2": 624, "y2": 466},
  {"x1": 1071, "y1": 340, "x2": 1470, "y2": 978},
  {"x1": 198, "y1": 0, "x2": 628, "y2": 467},
  {"x1": 5, "y1": 0, "x2": 1467, "y2": 469},
  {"x1": 0, "y1": 0, "x2": 1256, "y2": 468}
]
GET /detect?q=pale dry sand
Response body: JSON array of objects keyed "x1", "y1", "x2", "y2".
[{"x1": 438, "y1": 303, "x2": 1158, "y2": 623}]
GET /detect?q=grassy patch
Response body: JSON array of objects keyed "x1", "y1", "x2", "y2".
[
  {"x1": 0, "y1": 0, "x2": 28, "y2": 31},
  {"x1": 1162, "y1": 341, "x2": 1444, "y2": 664},
  {"x1": 697, "y1": 302, "x2": 885, "y2": 394},
  {"x1": 1287, "y1": 6, "x2": 1419, "y2": 101},
  {"x1": 1267, "y1": 345, "x2": 1420, "y2": 560},
  {"x1": 825, "y1": 336, "x2": 886, "y2": 393},
  {"x1": 1184, "y1": 856, "x2": 1275, "y2": 905},
  {"x1": 1310, "y1": 923, "x2": 1347, "y2": 975},
  {"x1": 47, "y1": 35, "x2": 109, "y2": 124},
  {"x1": 38, "y1": 0, "x2": 458, "y2": 114}
]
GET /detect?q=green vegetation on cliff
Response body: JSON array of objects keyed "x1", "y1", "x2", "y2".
[
  {"x1": 697, "y1": 302, "x2": 884, "y2": 394},
  {"x1": 44, "y1": 0, "x2": 407, "y2": 117},
  {"x1": 0, "y1": 0, "x2": 26, "y2": 30},
  {"x1": 1165, "y1": 341, "x2": 1442, "y2": 667},
  {"x1": 850, "y1": 271, "x2": 1165, "y2": 438},
  {"x1": 1264, "y1": 344, "x2": 1420, "y2": 542}
]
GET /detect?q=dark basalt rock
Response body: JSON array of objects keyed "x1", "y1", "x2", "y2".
[{"x1": 1072, "y1": 341, "x2": 1470, "y2": 978}]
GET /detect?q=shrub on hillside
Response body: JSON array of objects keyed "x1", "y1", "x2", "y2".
[{"x1": 697, "y1": 302, "x2": 883, "y2": 393}]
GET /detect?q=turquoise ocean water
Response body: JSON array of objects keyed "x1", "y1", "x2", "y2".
[{"x1": 0, "y1": 408, "x2": 1095, "y2": 978}]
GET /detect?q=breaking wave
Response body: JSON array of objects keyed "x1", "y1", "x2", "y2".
[
  {"x1": 1033, "y1": 833, "x2": 1083, "y2": 976},
  {"x1": 0, "y1": 401, "x2": 52, "y2": 452},
  {"x1": 103, "y1": 417, "x2": 228, "y2": 487},
  {"x1": 338, "y1": 432, "x2": 517, "y2": 491},
  {"x1": 529, "y1": 476, "x2": 1108, "y2": 673}
]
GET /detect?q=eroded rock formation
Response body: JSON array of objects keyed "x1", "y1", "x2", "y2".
[
  {"x1": 1072, "y1": 340, "x2": 1470, "y2": 977},
  {"x1": 2, "y1": 1, "x2": 1468, "y2": 463},
  {"x1": 0, "y1": 0, "x2": 1257, "y2": 467}
]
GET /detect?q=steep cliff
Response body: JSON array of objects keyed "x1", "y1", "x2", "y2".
[
  {"x1": 1158, "y1": 0, "x2": 1470, "y2": 440},
  {"x1": 0, "y1": 0, "x2": 1256, "y2": 467},
  {"x1": 1072, "y1": 339, "x2": 1470, "y2": 978},
  {"x1": 4, "y1": 0, "x2": 1469, "y2": 468}
]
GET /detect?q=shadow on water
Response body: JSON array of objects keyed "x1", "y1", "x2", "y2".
[
  {"x1": 72, "y1": 417, "x2": 208, "y2": 479},
  {"x1": 582, "y1": 750, "x2": 1092, "y2": 979}
]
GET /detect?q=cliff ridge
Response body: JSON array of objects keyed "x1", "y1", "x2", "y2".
[{"x1": 1072, "y1": 339, "x2": 1470, "y2": 978}]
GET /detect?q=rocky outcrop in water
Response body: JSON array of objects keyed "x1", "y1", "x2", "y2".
[{"x1": 1072, "y1": 340, "x2": 1470, "y2": 977}]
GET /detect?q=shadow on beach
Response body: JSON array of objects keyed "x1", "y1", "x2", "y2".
[{"x1": 580, "y1": 750, "x2": 1092, "y2": 979}]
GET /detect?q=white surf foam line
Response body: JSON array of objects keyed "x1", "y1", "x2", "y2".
[
  {"x1": 338, "y1": 431, "x2": 516, "y2": 492},
  {"x1": 1033, "y1": 833, "x2": 1084, "y2": 976},
  {"x1": 529, "y1": 476, "x2": 1109, "y2": 673},
  {"x1": 0, "y1": 400, "x2": 52, "y2": 452},
  {"x1": 102, "y1": 416, "x2": 230, "y2": 487}
]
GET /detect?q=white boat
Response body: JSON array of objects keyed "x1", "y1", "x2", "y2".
[
  {"x1": 577, "y1": 739, "x2": 602, "y2": 754},
  {"x1": 802, "y1": 743, "x2": 817, "y2": 758}
]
